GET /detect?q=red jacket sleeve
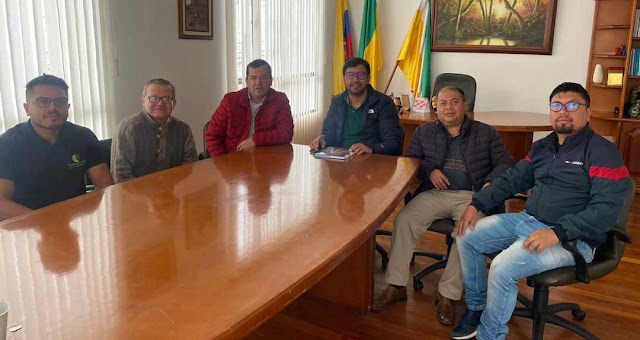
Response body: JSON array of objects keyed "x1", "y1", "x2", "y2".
[
  {"x1": 252, "y1": 94, "x2": 294, "y2": 146},
  {"x1": 206, "y1": 96, "x2": 231, "y2": 156}
]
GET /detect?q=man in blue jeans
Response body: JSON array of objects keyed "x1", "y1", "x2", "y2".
[{"x1": 450, "y1": 82, "x2": 630, "y2": 340}]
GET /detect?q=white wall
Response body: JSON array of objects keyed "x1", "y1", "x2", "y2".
[
  {"x1": 107, "y1": 0, "x2": 228, "y2": 152},
  {"x1": 347, "y1": 0, "x2": 595, "y2": 114}
]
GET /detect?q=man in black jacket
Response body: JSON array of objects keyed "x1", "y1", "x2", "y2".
[
  {"x1": 310, "y1": 58, "x2": 402, "y2": 155},
  {"x1": 372, "y1": 87, "x2": 514, "y2": 326},
  {"x1": 450, "y1": 82, "x2": 630, "y2": 340}
]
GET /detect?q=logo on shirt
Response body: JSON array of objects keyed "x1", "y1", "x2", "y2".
[
  {"x1": 565, "y1": 160, "x2": 584, "y2": 166},
  {"x1": 68, "y1": 154, "x2": 86, "y2": 170}
]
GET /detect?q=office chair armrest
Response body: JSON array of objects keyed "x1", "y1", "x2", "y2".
[
  {"x1": 609, "y1": 229, "x2": 632, "y2": 244},
  {"x1": 561, "y1": 240, "x2": 590, "y2": 284}
]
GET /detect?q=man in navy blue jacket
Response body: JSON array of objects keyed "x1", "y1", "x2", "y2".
[
  {"x1": 309, "y1": 58, "x2": 402, "y2": 156},
  {"x1": 450, "y1": 82, "x2": 630, "y2": 340}
]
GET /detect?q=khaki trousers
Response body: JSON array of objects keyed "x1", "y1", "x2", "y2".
[{"x1": 384, "y1": 189, "x2": 483, "y2": 300}]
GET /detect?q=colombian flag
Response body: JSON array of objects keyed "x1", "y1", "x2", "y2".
[
  {"x1": 332, "y1": 0, "x2": 354, "y2": 95},
  {"x1": 358, "y1": 0, "x2": 382, "y2": 90}
]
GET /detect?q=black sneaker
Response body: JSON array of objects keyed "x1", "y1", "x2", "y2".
[{"x1": 449, "y1": 309, "x2": 483, "y2": 340}]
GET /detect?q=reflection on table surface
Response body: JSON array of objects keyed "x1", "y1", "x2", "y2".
[{"x1": 0, "y1": 144, "x2": 419, "y2": 339}]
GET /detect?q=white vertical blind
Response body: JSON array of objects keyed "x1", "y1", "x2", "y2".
[
  {"x1": 0, "y1": 0, "x2": 111, "y2": 139},
  {"x1": 233, "y1": 0, "x2": 325, "y2": 119}
]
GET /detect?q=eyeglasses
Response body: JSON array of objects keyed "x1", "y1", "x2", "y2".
[
  {"x1": 549, "y1": 102, "x2": 588, "y2": 112},
  {"x1": 146, "y1": 96, "x2": 174, "y2": 104},
  {"x1": 32, "y1": 97, "x2": 69, "y2": 108},
  {"x1": 345, "y1": 71, "x2": 368, "y2": 80}
]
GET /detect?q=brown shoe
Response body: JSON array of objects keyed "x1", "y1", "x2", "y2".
[
  {"x1": 436, "y1": 292, "x2": 455, "y2": 325},
  {"x1": 372, "y1": 285, "x2": 407, "y2": 311}
]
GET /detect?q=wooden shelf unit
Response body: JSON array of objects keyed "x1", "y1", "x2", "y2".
[{"x1": 587, "y1": 0, "x2": 640, "y2": 191}]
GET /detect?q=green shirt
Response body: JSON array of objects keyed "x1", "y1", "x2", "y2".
[{"x1": 341, "y1": 95, "x2": 368, "y2": 149}]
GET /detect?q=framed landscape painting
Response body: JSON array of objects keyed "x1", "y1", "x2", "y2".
[
  {"x1": 178, "y1": 0, "x2": 213, "y2": 40},
  {"x1": 431, "y1": 0, "x2": 558, "y2": 55}
]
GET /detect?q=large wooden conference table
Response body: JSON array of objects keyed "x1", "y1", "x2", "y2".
[
  {"x1": 0, "y1": 144, "x2": 419, "y2": 339},
  {"x1": 400, "y1": 111, "x2": 553, "y2": 161}
]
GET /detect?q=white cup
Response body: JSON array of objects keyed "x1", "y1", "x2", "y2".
[{"x1": 0, "y1": 301, "x2": 8, "y2": 340}]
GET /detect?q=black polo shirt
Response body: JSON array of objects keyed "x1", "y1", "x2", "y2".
[{"x1": 0, "y1": 120, "x2": 104, "y2": 209}]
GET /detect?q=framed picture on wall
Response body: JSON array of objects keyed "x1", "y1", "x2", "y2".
[
  {"x1": 431, "y1": 0, "x2": 558, "y2": 55},
  {"x1": 178, "y1": 0, "x2": 213, "y2": 40}
]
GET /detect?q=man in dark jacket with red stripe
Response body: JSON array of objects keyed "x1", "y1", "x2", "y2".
[
  {"x1": 373, "y1": 87, "x2": 515, "y2": 326},
  {"x1": 206, "y1": 59, "x2": 294, "y2": 156},
  {"x1": 310, "y1": 58, "x2": 402, "y2": 155},
  {"x1": 450, "y1": 82, "x2": 631, "y2": 340}
]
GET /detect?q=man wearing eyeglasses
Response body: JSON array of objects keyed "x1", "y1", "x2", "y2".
[
  {"x1": 111, "y1": 78, "x2": 197, "y2": 183},
  {"x1": 205, "y1": 59, "x2": 294, "y2": 156},
  {"x1": 450, "y1": 82, "x2": 630, "y2": 340},
  {"x1": 310, "y1": 57, "x2": 402, "y2": 155},
  {"x1": 0, "y1": 74, "x2": 113, "y2": 221}
]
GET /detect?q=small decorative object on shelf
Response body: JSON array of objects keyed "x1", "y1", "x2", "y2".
[
  {"x1": 616, "y1": 46, "x2": 623, "y2": 56},
  {"x1": 629, "y1": 101, "x2": 640, "y2": 118},
  {"x1": 607, "y1": 67, "x2": 624, "y2": 86},
  {"x1": 622, "y1": 44, "x2": 627, "y2": 56},
  {"x1": 615, "y1": 106, "x2": 620, "y2": 117},
  {"x1": 593, "y1": 64, "x2": 604, "y2": 84},
  {"x1": 630, "y1": 86, "x2": 640, "y2": 103}
]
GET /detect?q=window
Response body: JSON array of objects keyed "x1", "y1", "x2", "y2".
[
  {"x1": 0, "y1": 0, "x2": 111, "y2": 139},
  {"x1": 232, "y1": 0, "x2": 325, "y2": 118}
]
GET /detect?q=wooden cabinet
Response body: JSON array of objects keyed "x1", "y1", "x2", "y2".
[
  {"x1": 620, "y1": 121, "x2": 640, "y2": 190},
  {"x1": 587, "y1": 0, "x2": 640, "y2": 191}
]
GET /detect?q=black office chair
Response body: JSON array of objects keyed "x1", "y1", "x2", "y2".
[
  {"x1": 511, "y1": 178, "x2": 635, "y2": 340},
  {"x1": 85, "y1": 138, "x2": 112, "y2": 192},
  {"x1": 198, "y1": 121, "x2": 211, "y2": 160}
]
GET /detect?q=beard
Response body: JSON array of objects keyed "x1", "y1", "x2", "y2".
[
  {"x1": 347, "y1": 83, "x2": 366, "y2": 96},
  {"x1": 554, "y1": 122, "x2": 574, "y2": 134},
  {"x1": 32, "y1": 111, "x2": 66, "y2": 130}
]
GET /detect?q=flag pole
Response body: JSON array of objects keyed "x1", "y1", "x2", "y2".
[{"x1": 384, "y1": 61, "x2": 399, "y2": 94}]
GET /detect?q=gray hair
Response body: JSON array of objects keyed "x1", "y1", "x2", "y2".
[{"x1": 142, "y1": 78, "x2": 176, "y2": 98}]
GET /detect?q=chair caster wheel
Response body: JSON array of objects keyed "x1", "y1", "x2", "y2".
[
  {"x1": 572, "y1": 309, "x2": 586, "y2": 321},
  {"x1": 413, "y1": 280, "x2": 424, "y2": 291}
]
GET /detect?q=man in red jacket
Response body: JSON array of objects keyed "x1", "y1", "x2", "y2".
[{"x1": 206, "y1": 59, "x2": 294, "y2": 156}]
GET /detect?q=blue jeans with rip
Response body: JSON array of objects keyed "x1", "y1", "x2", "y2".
[{"x1": 457, "y1": 211, "x2": 595, "y2": 340}]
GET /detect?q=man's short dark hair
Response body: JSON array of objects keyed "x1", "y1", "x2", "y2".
[
  {"x1": 142, "y1": 78, "x2": 176, "y2": 98},
  {"x1": 25, "y1": 74, "x2": 69, "y2": 101},
  {"x1": 549, "y1": 82, "x2": 590, "y2": 107},
  {"x1": 343, "y1": 57, "x2": 370, "y2": 75},
  {"x1": 246, "y1": 59, "x2": 272, "y2": 78},
  {"x1": 436, "y1": 86, "x2": 466, "y2": 101}
]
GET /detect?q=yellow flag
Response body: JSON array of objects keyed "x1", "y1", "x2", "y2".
[{"x1": 397, "y1": 1, "x2": 427, "y2": 95}]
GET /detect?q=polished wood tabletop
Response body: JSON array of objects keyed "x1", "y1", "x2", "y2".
[
  {"x1": 0, "y1": 144, "x2": 419, "y2": 339},
  {"x1": 399, "y1": 110, "x2": 554, "y2": 132}
]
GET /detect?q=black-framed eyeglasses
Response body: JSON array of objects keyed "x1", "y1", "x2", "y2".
[
  {"x1": 32, "y1": 97, "x2": 69, "y2": 108},
  {"x1": 549, "y1": 102, "x2": 588, "y2": 112},
  {"x1": 345, "y1": 71, "x2": 368, "y2": 80},
  {"x1": 146, "y1": 96, "x2": 174, "y2": 104}
]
